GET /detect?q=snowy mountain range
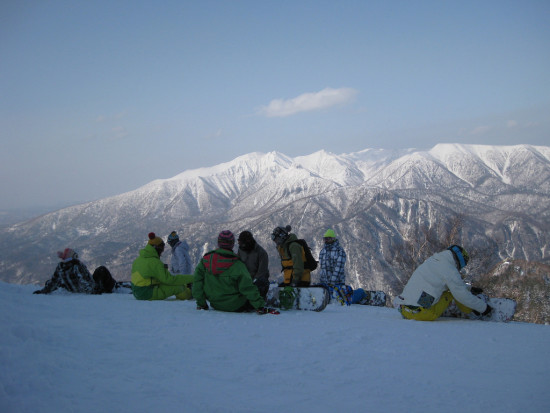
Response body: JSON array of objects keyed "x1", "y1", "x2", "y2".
[{"x1": 1, "y1": 143, "x2": 549, "y2": 300}]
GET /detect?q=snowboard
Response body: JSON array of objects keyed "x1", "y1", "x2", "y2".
[
  {"x1": 331, "y1": 286, "x2": 387, "y2": 307},
  {"x1": 354, "y1": 289, "x2": 387, "y2": 307},
  {"x1": 266, "y1": 284, "x2": 330, "y2": 312},
  {"x1": 442, "y1": 294, "x2": 516, "y2": 322}
]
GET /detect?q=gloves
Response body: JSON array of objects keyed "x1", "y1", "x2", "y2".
[
  {"x1": 255, "y1": 307, "x2": 280, "y2": 315},
  {"x1": 470, "y1": 286, "x2": 484, "y2": 295},
  {"x1": 473, "y1": 304, "x2": 492, "y2": 317},
  {"x1": 196, "y1": 304, "x2": 209, "y2": 310}
]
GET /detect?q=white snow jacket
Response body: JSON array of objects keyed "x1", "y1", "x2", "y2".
[
  {"x1": 393, "y1": 250, "x2": 486, "y2": 313},
  {"x1": 169, "y1": 240, "x2": 193, "y2": 275}
]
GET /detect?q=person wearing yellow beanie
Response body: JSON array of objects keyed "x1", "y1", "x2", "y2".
[
  {"x1": 131, "y1": 232, "x2": 194, "y2": 301},
  {"x1": 319, "y1": 229, "x2": 346, "y2": 287}
]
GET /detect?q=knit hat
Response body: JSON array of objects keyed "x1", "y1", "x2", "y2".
[
  {"x1": 218, "y1": 230, "x2": 235, "y2": 250},
  {"x1": 147, "y1": 232, "x2": 165, "y2": 247},
  {"x1": 323, "y1": 229, "x2": 336, "y2": 238},
  {"x1": 167, "y1": 231, "x2": 179, "y2": 247},
  {"x1": 57, "y1": 248, "x2": 77, "y2": 260}
]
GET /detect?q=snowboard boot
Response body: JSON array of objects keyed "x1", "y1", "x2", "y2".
[{"x1": 279, "y1": 286, "x2": 297, "y2": 310}]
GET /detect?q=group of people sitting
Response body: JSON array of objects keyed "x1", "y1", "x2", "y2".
[{"x1": 34, "y1": 226, "x2": 492, "y2": 321}]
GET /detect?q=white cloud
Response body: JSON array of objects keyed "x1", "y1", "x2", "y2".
[
  {"x1": 111, "y1": 126, "x2": 128, "y2": 140},
  {"x1": 470, "y1": 125, "x2": 492, "y2": 135},
  {"x1": 258, "y1": 87, "x2": 358, "y2": 118},
  {"x1": 204, "y1": 129, "x2": 223, "y2": 140}
]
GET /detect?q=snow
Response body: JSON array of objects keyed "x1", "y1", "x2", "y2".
[{"x1": 1, "y1": 282, "x2": 549, "y2": 413}]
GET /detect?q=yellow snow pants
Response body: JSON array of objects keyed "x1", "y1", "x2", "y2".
[{"x1": 399, "y1": 291, "x2": 473, "y2": 321}]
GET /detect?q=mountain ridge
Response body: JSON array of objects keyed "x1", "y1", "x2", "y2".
[{"x1": 1, "y1": 144, "x2": 548, "y2": 308}]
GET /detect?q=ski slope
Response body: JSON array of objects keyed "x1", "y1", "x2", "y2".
[{"x1": 1, "y1": 282, "x2": 549, "y2": 413}]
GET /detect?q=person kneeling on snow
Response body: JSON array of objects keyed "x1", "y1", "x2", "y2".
[
  {"x1": 393, "y1": 245, "x2": 492, "y2": 321},
  {"x1": 34, "y1": 248, "x2": 96, "y2": 294},
  {"x1": 131, "y1": 233, "x2": 194, "y2": 301},
  {"x1": 192, "y1": 230, "x2": 267, "y2": 313}
]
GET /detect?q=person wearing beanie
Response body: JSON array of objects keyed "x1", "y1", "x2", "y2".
[
  {"x1": 271, "y1": 225, "x2": 311, "y2": 287},
  {"x1": 33, "y1": 248, "x2": 95, "y2": 294},
  {"x1": 167, "y1": 231, "x2": 193, "y2": 275},
  {"x1": 319, "y1": 229, "x2": 346, "y2": 286},
  {"x1": 131, "y1": 232, "x2": 194, "y2": 301},
  {"x1": 394, "y1": 245, "x2": 492, "y2": 321},
  {"x1": 237, "y1": 230, "x2": 270, "y2": 299},
  {"x1": 318, "y1": 228, "x2": 349, "y2": 303},
  {"x1": 192, "y1": 230, "x2": 266, "y2": 313}
]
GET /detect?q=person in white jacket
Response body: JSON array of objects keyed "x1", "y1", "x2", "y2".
[
  {"x1": 394, "y1": 245, "x2": 492, "y2": 321},
  {"x1": 167, "y1": 231, "x2": 193, "y2": 275}
]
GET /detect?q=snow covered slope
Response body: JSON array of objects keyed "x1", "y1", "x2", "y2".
[{"x1": 1, "y1": 282, "x2": 549, "y2": 413}]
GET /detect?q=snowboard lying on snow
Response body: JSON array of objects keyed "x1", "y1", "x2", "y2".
[
  {"x1": 351, "y1": 288, "x2": 387, "y2": 307},
  {"x1": 266, "y1": 284, "x2": 330, "y2": 312},
  {"x1": 329, "y1": 285, "x2": 387, "y2": 307},
  {"x1": 442, "y1": 294, "x2": 516, "y2": 322}
]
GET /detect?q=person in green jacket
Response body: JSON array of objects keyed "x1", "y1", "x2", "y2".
[
  {"x1": 131, "y1": 232, "x2": 194, "y2": 301},
  {"x1": 193, "y1": 230, "x2": 266, "y2": 313}
]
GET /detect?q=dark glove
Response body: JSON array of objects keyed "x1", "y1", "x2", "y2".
[
  {"x1": 473, "y1": 304, "x2": 492, "y2": 317},
  {"x1": 196, "y1": 304, "x2": 209, "y2": 310},
  {"x1": 255, "y1": 307, "x2": 268, "y2": 315},
  {"x1": 470, "y1": 286, "x2": 484, "y2": 295}
]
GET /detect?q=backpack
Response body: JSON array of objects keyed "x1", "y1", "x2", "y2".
[
  {"x1": 288, "y1": 239, "x2": 318, "y2": 271},
  {"x1": 92, "y1": 266, "x2": 116, "y2": 294}
]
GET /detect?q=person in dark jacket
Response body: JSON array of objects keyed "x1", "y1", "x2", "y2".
[
  {"x1": 237, "y1": 231, "x2": 270, "y2": 299},
  {"x1": 193, "y1": 230, "x2": 266, "y2": 313},
  {"x1": 34, "y1": 248, "x2": 95, "y2": 294}
]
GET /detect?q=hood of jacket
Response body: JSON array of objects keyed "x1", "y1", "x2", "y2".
[{"x1": 139, "y1": 244, "x2": 160, "y2": 259}]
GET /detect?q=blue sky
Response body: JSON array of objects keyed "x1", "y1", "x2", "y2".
[{"x1": 1, "y1": 0, "x2": 549, "y2": 210}]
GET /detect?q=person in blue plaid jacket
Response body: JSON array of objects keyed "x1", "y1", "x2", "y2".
[{"x1": 319, "y1": 229, "x2": 346, "y2": 286}]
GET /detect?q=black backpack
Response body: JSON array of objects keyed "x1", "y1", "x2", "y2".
[
  {"x1": 288, "y1": 239, "x2": 318, "y2": 271},
  {"x1": 92, "y1": 266, "x2": 116, "y2": 294}
]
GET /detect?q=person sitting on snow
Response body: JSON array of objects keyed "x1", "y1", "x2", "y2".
[
  {"x1": 237, "y1": 230, "x2": 270, "y2": 299},
  {"x1": 393, "y1": 245, "x2": 492, "y2": 321},
  {"x1": 131, "y1": 232, "x2": 194, "y2": 301},
  {"x1": 193, "y1": 230, "x2": 266, "y2": 313},
  {"x1": 33, "y1": 248, "x2": 95, "y2": 294},
  {"x1": 167, "y1": 230, "x2": 193, "y2": 275}
]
